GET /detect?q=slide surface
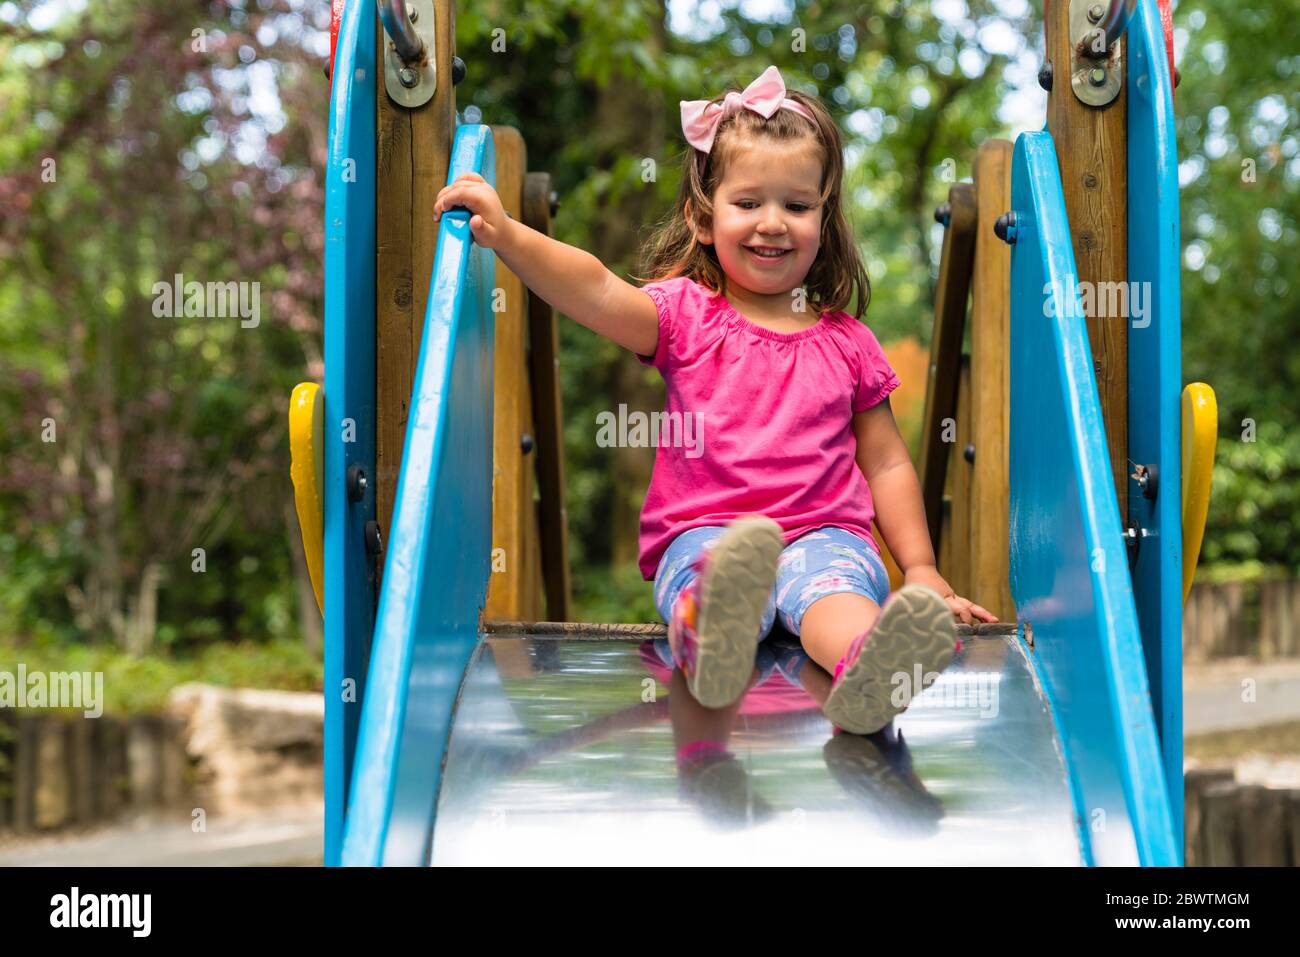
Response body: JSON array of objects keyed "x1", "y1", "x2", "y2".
[{"x1": 431, "y1": 631, "x2": 1082, "y2": 865}]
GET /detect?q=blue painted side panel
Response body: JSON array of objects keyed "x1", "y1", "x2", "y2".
[
  {"x1": 1008, "y1": 132, "x2": 1178, "y2": 866},
  {"x1": 322, "y1": 0, "x2": 376, "y2": 868},
  {"x1": 341, "y1": 124, "x2": 496, "y2": 867},
  {"x1": 1127, "y1": 0, "x2": 1184, "y2": 858}
]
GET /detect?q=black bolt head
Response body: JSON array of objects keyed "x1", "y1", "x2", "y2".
[
  {"x1": 1038, "y1": 61, "x2": 1053, "y2": 91},
  {"x1": 994, "y1": 211, "x2": 1017, "y2": 244},
  {"x1": 451, "y1": 56, "x2": 466, "y2": 86},
  {"x1": 934, "y1": 202, "x2": 951, "y2": 227},
  {"x1": 365, "y1": 521, "x2": 383, "y2": 558}
]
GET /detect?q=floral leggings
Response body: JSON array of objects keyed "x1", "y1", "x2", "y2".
[{"x1": 650, "y1": 525, "x2": 891, "y2": 684}]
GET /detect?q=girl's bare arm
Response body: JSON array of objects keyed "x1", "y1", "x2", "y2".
[
  {"x1": 852, "y1": 400, "x2": 997, "y2": 624},
  {"x1": 433, "y1": 172, "x2": 659, "y2": 356}
]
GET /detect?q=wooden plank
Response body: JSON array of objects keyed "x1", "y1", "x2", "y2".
[
  {"x1": 374, "y1": 1, "x2": 456, "y2": 544},
  {"x1": 1199, "y1": 781, "x2": 1240, "y2": 866},
  {"x1": 13, "y1": 715, "x2": 36, "y2": 831},
  {"x1": 1045, "y1": 1, "x2": 1129, "y2": 521},
  {"x1": 969, "y1": 139, "x2": 1016, "y2": 622},
  {"x1": 523, "y1": 172, "x2": 572, "y2": 622},
  {"x1": 1237, "y1": 784, "x2": 1289, "y2": 866},
  {"x1": 1183, "y1": 767, "x2": 1235, "y2": 867},
  {"x1": 483, "y1": 620, "x2": 1019, "y2": 639},
  {"x1": 949, "y1": 355, "x2": 973, "y2": 599},
  {"x1": 918, "y1": 183, "x2": 977, "y2": 551},
  {"x1": 484, "y1": 126, "x2": 541, "y2": 622}
]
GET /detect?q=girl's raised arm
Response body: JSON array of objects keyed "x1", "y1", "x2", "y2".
[{"x1": 433, "y1": 172, "x2": 659, "y2": 357}]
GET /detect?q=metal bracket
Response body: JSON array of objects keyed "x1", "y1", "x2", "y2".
[
  {"x1": 382, "y1": 0, "x2": 438, "y2": 109},
  {"x1": 1069, "y1": 0, "x2": 1123, "y2": 108}
]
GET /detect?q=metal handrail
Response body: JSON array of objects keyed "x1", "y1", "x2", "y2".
[
  {"x1": 378, "y1": 0, "x2": 424, "y2": 63},
  {"x1": 1099, "y1": 0, "x2": 1137, "y2": 49}
]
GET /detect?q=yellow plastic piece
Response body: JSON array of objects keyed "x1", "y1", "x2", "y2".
[
  {"x1": 1181, "y1": 382, "x2": 1217, "y2": 603},
  {"x1": 290, "y1": 382, "x2": 325, "y2": 614}
]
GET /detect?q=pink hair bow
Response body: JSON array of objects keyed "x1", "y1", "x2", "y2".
[{"x1": 680, "y1": 66, "x2": 814, "y2": 154}]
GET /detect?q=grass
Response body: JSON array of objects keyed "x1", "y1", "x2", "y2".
[
  {"x1": 0, "y1": 637, "x2": 322, "y2": 715},
  {"x1": 1185, "y1": 720, "x2": 1300, "y2": 762}
]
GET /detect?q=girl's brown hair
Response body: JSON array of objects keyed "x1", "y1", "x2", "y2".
[{"x1": 636, "y1": 82, "x2": 870, "y2": 320}]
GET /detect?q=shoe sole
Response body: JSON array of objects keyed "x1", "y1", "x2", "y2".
[
  {"x1": 823, "y1": 585, "x2": 956, "y2": 735},
  {"x1": 690, "y1": 516, "x2": 785, "y2": 708}
]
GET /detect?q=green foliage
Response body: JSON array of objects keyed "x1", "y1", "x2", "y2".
[
  {"x1": 1202, "y1": 420, "x2": 1300, "y2": 572},
  {"x1": 1174, "y1": 0, "x2": 1300, "y2": 570},
  {"x1": 0, "y1": 636, "x2": 322, "y2": 715}
]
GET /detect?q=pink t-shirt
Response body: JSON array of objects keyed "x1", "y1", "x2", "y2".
[{"x1": 634, "y1": 275, "x2": 900, "y2": 580}]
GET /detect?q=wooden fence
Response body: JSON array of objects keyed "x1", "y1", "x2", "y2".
[
  {"x1": 1184, "y1": 576, "x2": 1300, "y2": 662},
  {"x1": 0, "y1": 712, "x2": 190, "y2": 834},
  {"x1": 1185, "y1": 767, "x2": 1300, "y2": 866}
]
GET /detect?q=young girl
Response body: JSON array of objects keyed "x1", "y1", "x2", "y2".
[{"x1": 434, "y1": 65, "x2": 997, "y2": 736}]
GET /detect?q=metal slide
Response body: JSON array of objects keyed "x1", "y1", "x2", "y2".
[
  {"x1": 322, "y1": 1, "x2": 1183, "y2": 866},
  {"x1": 430, "y1": 633, "x2": 1081, "y2": 866}
]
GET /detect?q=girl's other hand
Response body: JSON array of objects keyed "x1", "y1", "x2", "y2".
[
  {"x1": 433, "y1": 172, "x2": 513, "y2": 250},
  {"x1": 903, "y1": 565, "x2": 998, "y2": 625}
]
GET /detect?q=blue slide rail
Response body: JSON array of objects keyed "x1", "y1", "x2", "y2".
[
  {"x1": 323, "y1": 0, "x2": 377, "y2": 868},
  {"x1": 1126, "y1": 0, "x2": 1184, "y2": 848},
  {"x1": 1007, "y1": 131, "x2": 1178, "y2": 866},
  {"x1": 341, "y1": 124, "x2": 497, "y2": 866}
]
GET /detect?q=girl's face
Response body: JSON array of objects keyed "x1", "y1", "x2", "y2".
[{"x1": 697, "y1": 137, "x2": 825, "y2": 300}]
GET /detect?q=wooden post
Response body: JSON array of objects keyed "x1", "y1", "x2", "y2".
[
  {"x1": 1199, "y1": 781, "x2": 1240, "y2": 866},
  {"x1": 918, "y1": 183, "x2": 977, "y2": 553},
  {"x1": 524, "y1": 172, "x2": 572, "y2": 623},
  {"x1": 969, "y1": 140, "x2": 1016, "y2": 622},
  {"x1": 950, "y1": 355, "x2": 973, "y2": 599},
  {"x1": 485, "y1": 126, "x2": 544, "y2": 625},
  {"x1": 1045, "y1": 0, "x2": 1129, "y2": 520},
  {"x1": 374, "y1": 1, "x2": 457, "y2": 544},
  {"x1": 1237, "y1": 784, "x2": 1289, "y2": 865},
  {"x1": 1183, "y1": 767, "x2": 1234, "y2": 867}
]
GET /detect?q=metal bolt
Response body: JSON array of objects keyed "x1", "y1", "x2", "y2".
[
  {"x1": 1038, "y1": 61, "x2": 1053, "y2": 92},
  {"x1": 934, "y1": 202, "x2": 951, "y2": 227},
  {"x1": 1088, "y1": 67, "x2": 1107, "y2": 88},
  {"x1": 994, "y1": 211, "x2": 1017, "y2": 245},
  {"x1": 963, "y1": 443, "x2": 976, "y2": 464},
  {"x1": 347, "y1": 465, "x2": 367, "y2": 503},
  {"x1": 1132, "y1": 463, "x2": 1159, "y2": 501},
  {"x1": 451, "y1": 56, "x2": 467, "y2": 86},
  {"x1": 365, "y1": 521, "x2": 383, "y2": 559},
  {"x1": 1087, "y1": 3, "x2": 1104, "y2": 22},
  {"x1": 406, "y1": 5, "x2": 418, "y2": 22},
  {"x1": 521, "y1": 433, "x2": 535, "y2": 455},
  {"x1": 398, "y1": 67, "x2": 418, "y2": 88},
  {"x1": 548, "y1": 190, "x2": 559, "y2": 218},
  {"x1": 1123, "y1": 526, "x2": 1140, "y2": 560}
]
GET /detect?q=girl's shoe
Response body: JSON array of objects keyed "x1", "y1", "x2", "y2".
[
  {"x1": 668, "y1": 515, "x2": 784, "y2": 708},
  {"x1": 822, "y1": 585, "x2": 957, "y2": 735},
  {"x1": 822, "y1": 726, "x2": 943, "y2": 836},
  {"x1": 678, "y1": 747, "x2": 774, "y2": 829}
]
